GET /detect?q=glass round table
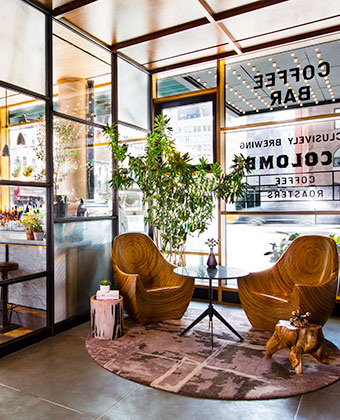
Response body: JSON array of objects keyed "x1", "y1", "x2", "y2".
[{"x1": 174, "y1": 265, "x2": 249, "y2": 347}]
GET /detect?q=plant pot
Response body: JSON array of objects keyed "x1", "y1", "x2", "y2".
[
  {"x1": 33, "y1": 232, "x2": 44, "y2": 241},
  {"x1": 25, "y1": 230, "x2": 34, "y2": 240},
  {"x1": 100, "y1": 285, "x2": 110, "y2": 293}
]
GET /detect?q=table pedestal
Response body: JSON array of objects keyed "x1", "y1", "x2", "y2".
[{"x1": 180, "y1": 277, "x2": 243, "y2": 347}]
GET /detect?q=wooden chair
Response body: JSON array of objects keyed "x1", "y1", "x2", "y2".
[
  {"x1": 112, "y1": 233, "x2": 194, "y2": 323},
  {"x1": 238, "y1": 235, "x2": 339, "y2": 331}
]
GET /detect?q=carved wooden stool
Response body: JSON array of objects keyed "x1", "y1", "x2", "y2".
[
  {"x1": 266, "y1": 320, "x2": 329, "y2": 374},
  {"x1": 90, "y1": 295, "x2": 124, "y2": 340}
]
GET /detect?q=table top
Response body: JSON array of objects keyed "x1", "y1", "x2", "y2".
[
  {"x1": 0, "y1": 238, "x2": 45, "y2": 246},
  {"x1": 174, "y1": 265, "x2": 249, "y2": 280}
]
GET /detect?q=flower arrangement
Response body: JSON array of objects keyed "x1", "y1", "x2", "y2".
[
  {"x1": 205, "y1": 238, "x2": 219, "y2": 249},
  {"x1": 21, "y1": 211, "x2": 44, "y2": 233}
]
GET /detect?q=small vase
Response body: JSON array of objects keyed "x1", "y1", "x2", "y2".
[
  {"x1": 26, "y1": 230, "x2": 34, "y2": 240},
  {"x1": 207, "y1": 248, "x2": 217, "y2": 269},
  {"x1": 33, "y1": 232, "x2": 44, "y2": 241},
  {"x1": 100, "y1": 285, "x2": 110, "y2": 293}
]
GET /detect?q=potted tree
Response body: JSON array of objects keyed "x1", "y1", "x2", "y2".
[{"x1": 104, "y1": 115, "x2": 251, "y2": 264}]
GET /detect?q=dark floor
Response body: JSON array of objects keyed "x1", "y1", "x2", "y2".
[{"x1": 0, "y1": 301, "x2": 339, "y2": 420}]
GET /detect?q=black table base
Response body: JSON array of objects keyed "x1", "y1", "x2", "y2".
[{"x1": 180, "y1": 277, "x2": 243, "y2": 348}]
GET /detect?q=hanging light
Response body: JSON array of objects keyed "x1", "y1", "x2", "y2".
[
  {"x1": 1, "y1": 89, "x2": 10, "y2": 157},
  {"x1": 2, "y1": 144, "x2": 9, "y2": 157},
  {"x1": 16, "y1": 115, "x2": 26, "y2": 146}
]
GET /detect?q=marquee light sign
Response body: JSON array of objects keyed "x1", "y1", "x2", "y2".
[{"x1": 225, "y1": 39, "x2": 339, "y2": 115}]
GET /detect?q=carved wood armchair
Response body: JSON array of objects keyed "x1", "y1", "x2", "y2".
[
  {"x1": 112, "y1": 233, "x2": 194, "y2": 323},
  {"x1": 238, "y1": 235, "x2": 339, "y2": 331}
]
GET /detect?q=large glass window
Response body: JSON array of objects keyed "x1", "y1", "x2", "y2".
[
  {"x1": 225, "y1": 39, "x2": 340, "y2": 127},
  {"x1": 53, "y1": 21, "x2": 112, "y2": 125},
  {"x1": 155, "y1": 95, "x2": 216, "y2": 165},
  {"x1": 225, "y1": 117, "x2": 340, "y2": 213}
]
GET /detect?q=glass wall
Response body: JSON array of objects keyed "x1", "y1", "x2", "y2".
[
  {"x1": 54, "y1": 219, "x2": 112, "y2": 322},
  {"x1": 0, "y1": 0, "x2": 46, "y2": 95},
  {"x1": 116, "y1": 59, "x2": 151, "y2": 234},
  {"x1": 0, "y1": 0, "x2": 48, "y2": 342},
  {"x1": 52, "y1": 22, "x2": 113, "y2": 322},
  {"x1": 223, "y1": 38, "x2": 340, "y2": 298},
  {"x1": 0, "y1": 89, "x2": 48, "y2": 341}
]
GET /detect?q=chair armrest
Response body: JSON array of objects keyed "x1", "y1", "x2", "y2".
[
  {"x1": 238, "y1": 268, "x2": 277, "y2": 294},
  {"x1": 113, "y1": 264, "x2": 142, "y2": 294}
]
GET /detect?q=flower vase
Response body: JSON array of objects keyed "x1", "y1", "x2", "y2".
[
  {"x1": 33, "y1": 232, "x2": 44, "y2": 241},
  {"x1": 207, "y1": 248, "x2": 217, "y2": 269},
  {"x1": 26, "y1": 230, "x2": 34, "y2": 240}
]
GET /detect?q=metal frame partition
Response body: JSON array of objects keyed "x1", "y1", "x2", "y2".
[{"x1": 0, "y1": 0, "x2": 154, "y2": 357}]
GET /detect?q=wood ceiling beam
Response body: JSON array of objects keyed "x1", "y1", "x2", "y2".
[
  {"x1": 242, "y1": 23, "x2": 340, "y2": 53},
  {"x1": 52, "y1": 0, "x2": 99, "y2": 17},
  {"x1": 213, "y1": 0, "x2": 289, "y2": 21},
  {"x1": 112, "y1": 0, "x2": 289, "y2": 51},
  {"x1": 150, "y1": 23, "x2": 340, "y2": 74},
  {"x1": 197, "y1": 0, "x2": 242, "y2": 55},
  {"x1": 149, "y1": 51, "x2": 237, "y2": 74},
  {"x1": 112, "y1": 18, "x2": 209, "y2": 51}
]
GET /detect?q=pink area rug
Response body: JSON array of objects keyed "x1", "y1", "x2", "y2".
[{"x1": 86, "y1": 307, "x2": 340, "y2": 400}]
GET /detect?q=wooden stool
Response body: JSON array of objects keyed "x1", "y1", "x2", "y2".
[
  {"x1": 266, "y1": 320, "x2": 329, "y2": 374},
  {"x1": 90, "y1": 295, "x2": 124, "y2": 340},
  {"x1": 0, "y1": 262, "x2": 19, "y2": 331}
]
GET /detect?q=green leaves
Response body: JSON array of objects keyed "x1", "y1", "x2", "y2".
[{"x1": 104, "y1": 115, "x2": 250, "y2": 264}]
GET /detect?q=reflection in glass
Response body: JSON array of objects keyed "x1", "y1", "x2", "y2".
[
  {"x1": 226, "y1": 117, "x2": 340, "y2": 216},
  {"x1": 53, "y1": 22, "x2": 111, "y2": 124},
  {"x1": 53, "y1": 118, "x2": 112, "y2": 218},
  {"x1": 157, "y1": 66, "x2": 217, "y2": 98},
  {"x1": 225, "y1": 38, "x2": 339, "y2": 123},
  {"x1": 0, "y1": 88, "x2": 46, "y2": 182}
]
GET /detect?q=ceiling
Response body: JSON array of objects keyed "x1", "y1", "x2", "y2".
[{"x1": 30, "y1": 0, "x2": 340, "y2": 73}]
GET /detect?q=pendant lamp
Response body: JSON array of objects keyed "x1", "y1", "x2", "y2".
[
  {"x1": 2, "y1": 89, "x2": 10, "y2": 157},
  {"x1": 17, "y1": 115, "x2": 26, "y2": 146}
]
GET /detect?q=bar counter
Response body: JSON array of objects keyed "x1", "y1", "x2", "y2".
[{"x1": 0, "y1": 231, "x2": 46, "y2": 310}]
